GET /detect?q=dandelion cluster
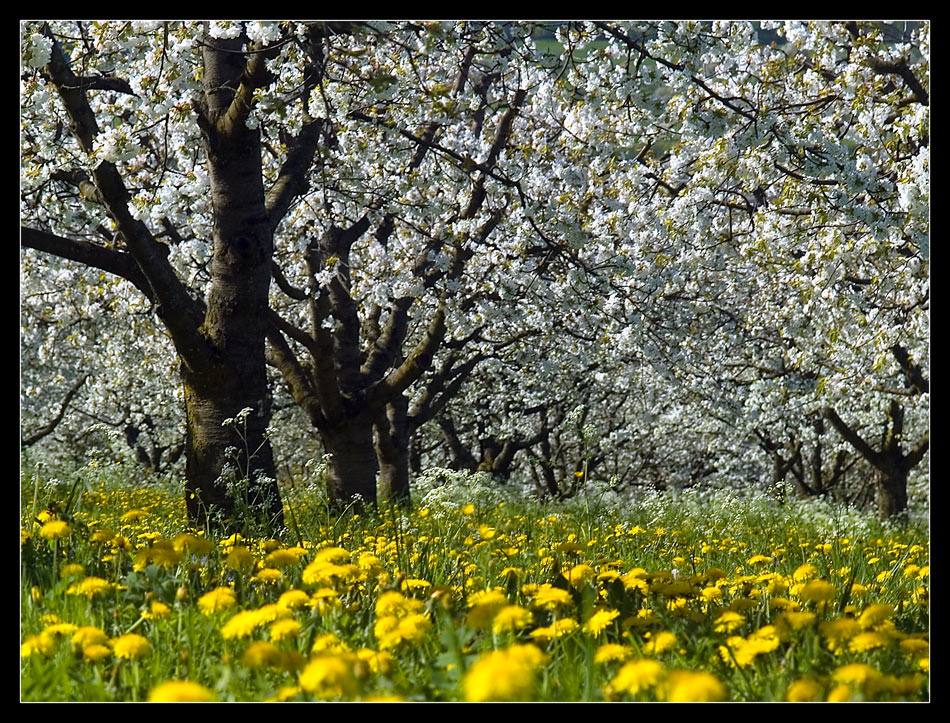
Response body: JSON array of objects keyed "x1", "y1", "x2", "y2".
[{"x1": 20, "y1": 470, "x2": 928, "y2": 702}]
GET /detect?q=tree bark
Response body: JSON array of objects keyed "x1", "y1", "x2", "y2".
[
  {"x1": 23, "y1": 24, "x2": 286, "y2": 532},
  {"x1": 321, "y1": 413, "x2": 379, "y2": 509},
  {"x1": 374, "y1": 395, "x2": 411, "y2": 504}
]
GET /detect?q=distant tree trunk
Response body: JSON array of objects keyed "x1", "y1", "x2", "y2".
[
  {"x1": 824, "y1": 400, "x2": 928, "y2": 519},
  {"x1": 375, "y1": 395, "x2": 411, "y2": 504},
  {"x1": 321, "y1": 413, "x2": 379, "y2": 509}
]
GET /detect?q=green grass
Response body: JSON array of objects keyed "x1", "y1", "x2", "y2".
[{"x1": 21, "y1": 461, "x2": 929, "y2": 701}]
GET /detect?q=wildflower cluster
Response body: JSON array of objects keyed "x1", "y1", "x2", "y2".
[{"x1": 21, "y1": 473, "x2": 928, "y2": 702}]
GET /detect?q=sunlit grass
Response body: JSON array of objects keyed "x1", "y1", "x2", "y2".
[{"x1": 21, "y1": 462, "x2": 929, "y2": 702}]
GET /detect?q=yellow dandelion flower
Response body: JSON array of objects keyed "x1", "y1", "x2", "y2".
[
  {"x1": 277, "y1": 588, "x2": 312, "y2": 611},
  {"x1": 38, "y1": 520, "x2": 72, "y2": 540},
  {"x1": 857, "y1": 603, "x2": 895, "y2": 629},
  {"x1": 833, "y1": 662, "x2": 881, "y2": 688},
  {"x1": 197, "y1": 586, "x2": 237, "y2": 615},
  {"x1": 463, "y1": 644, "x2": 547, "y2": 702},
  {"x1": 594, "y1": 643, "x2": 633, "y2": 664},
  {"x1": 899, "y1": 638, "x2": 929, "y2": 660},
  {"x1": 662, "y1": 670, "x2": 726, "y2": 702},
  {"x1": 312, "y1": 632, "x2": 351, "y2": 655},
  {"x1": 566, "y1": 564, "x2": 596, "y2": 588},
  {"x1": 461, "y1": 503, "x2": 475, "y2": 516},
  {"x1": 713, "y1": 611, "x2": 744, "y2": 633},
  {"x1": 400, "y1": 578, "x2": 432, "y2": 593},
  {"x1": 530, "y1": 583, "x2": 574, "y2": 611},
  {"x1": 799, "y1": 579, "x2": 837, "y2": 603},
  {"x1": 225, "y1": 546, "x2": 257, "y2": 573},
  {"x1": 643, "y1": 630, "x2": 677, "y2": 656},
  {"x1": 299, "y1": 654, "x2": 358, "y2": 700},
  {"x1": 786, "y1": 677, "x2": 824, "y2": 702},
  {"x1": 67, "y1": 576, "x2": 113, "y2": 600},
  {"x1": 91, "y1": 528, "x2": 115, "y2": 544},
  {"x1": 792, "y1": 563, "x2": 819, "y2": 582},
  {"x1": 42, "y1": 622, "x2": 78, "y2": 638},
  {"x1": 849, "y1": 631, "x2": 893, "y2": 653},
  {"x1": 60, "y1": 563, "x2": 85, "y2": 578},
  {"x1": 242, "y1": 640, "x2": 282, "y2": 669},
  {"x1": 251, "y1": 568, "x2": 283, "y2": 585},
  {"x1": 376, "y1": 612, "x2": 433, "y2": 651},
  {"x1": 21, "y1": 633, "x2": 55, "y2": 658},
  {"x1": 530, "y1": 618, "x2": 578, "y2": 643},
  {"x1": 819, "y1": 618, "x2": 862, "y2": 653},
  {"x1": 492, "y1": 605, "x2": 534, "y2": 634},
  {"x1": 143, "y1": 600, "x2": 171, "y2": 620},
  {"x1": 584, "y1": 608, "x2": 620, "y2": 635},
  {"x1": 607, "y1": 658, "x2": 665, "y2": 698},
  {"x1": 111, "y1": 633, "x2": 152, "y2": 660},
  {"x1": 356, "y1": 648, "x2": 394, "y2": 676},
  {"x1": 220, "y1": 609, "x2": 267, "y2": 640},
  {"x1": 148, "y1": 680, "x2": 215, "y2": 702},
  {"x1": 171, "y1": 533, "x2": 215, "y2": 556},
  {"x1": 71, "y1": 626, "x2": 109, "y2": 650},
  {"x1": 776, "y1": 611, "x2": 816, "y2": 635},
  {"x1": 375, "y1": 590, "x2": 423, "y2": 618},
  {"x1": 269, "y1": 618, "x2": 302, "y2": 642},
  {"x1": 82, "y1": 643, "x2": 112, "y2": 662},
  {"x1": 827, "y1": 684, "x2": 853, "y2": 702},
  {"x1": 120, "y1": 509, "x2": 148, "y2": 522},
  {"x1": 263, "y1": 547, "x2": 306, "y2": 569}
]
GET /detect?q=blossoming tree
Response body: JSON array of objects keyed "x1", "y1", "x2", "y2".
[{"x1": 22, "y1": 21, "x2": 928, "y2": 520}]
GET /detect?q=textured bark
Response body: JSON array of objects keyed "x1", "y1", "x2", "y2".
[
  {"x1": 182, "y1": 366, "x2": 282, "y2": 528},
  {"x1": 182, "y1": 29, "x2": 284, "y2": 530},
  {"x1": 321, "y1": 413, "x2": 379, "y2": 509},
  {"x1": 374, "y1": 394, "x2": 411, "y2": 504}
]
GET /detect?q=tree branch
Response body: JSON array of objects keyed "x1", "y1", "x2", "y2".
[{"x1": 21, "y1": 374, "x2": 88, "y2": 448}]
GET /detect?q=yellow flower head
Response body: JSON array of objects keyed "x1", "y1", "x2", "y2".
[
  {"x1": 492, "y1": 605, "x2": 534, "y2": 634},
  {"x1": 39, "y1": 520, "x2": 72, "y2": 540},
  {"x1": 530, "y1": 583, "x2": 574, "y2": 611},
  {"x1": 594, "y1": 643, "x2": 633, "y2": 665},
  {"x1": 584, "y1": 608, "x2": 620, "y2": 636},
  {"x1": 799, "y1": 579, "x2": 837, "y2": 603},
  {"x1": 786, "y1": 677, "x2": 824, "y2": 702},
  {"x1": 299, "y1": 654, "x2": 358, "y2": 700},
  {"x1": 857, "y1": 603, "x2": 895, "y2": 630},
  {"x1": 148, "y1": 680, "x2": 215, "y2": 702},
  {"x1": 607, "y1": 658, "x2": 665, "y2": 698},
  {"x1": 662, "y1": 670, "x2": 726, "y2": 702},
  {"x1": 197, "y1": 586, "x2": 237, "y2": 615},
  {"x1": 643, "y1": 630, "x2": 677, "y2": 656},
  {"x1": 67, "y1": 576, "x2": 114, "y2": 600},
  {"x1": 111, "y1": 633, "x2": 152, "y2": 660},
  {"x1": 242, "y1": 640, "x2": 283, "y2": 670},
  {"x1": 463, "y1": 644, "x2": 547, "y2": 702}
]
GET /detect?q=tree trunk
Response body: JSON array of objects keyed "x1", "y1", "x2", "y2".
[
  {"x1": 873, "y1": 454, "x2": 909, "y2": 518},
  {"x1": 322, "y1": 415, "x2": 379, "y2": 508},
  {"x1": 23, "y1": 25, "x2": 286, "y2": 533},
  {"x1": 184, "y1": 29, "x2": 284, "y2": 530},
  {"x1": 182, "y1": 364, "x2": 282, "y2": 529},
  {"x1": 374, "y1": 395, "x2": 411, "y2": 504}
]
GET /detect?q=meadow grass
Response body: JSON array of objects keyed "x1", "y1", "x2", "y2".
[{"x1": 21, "y1": 461, "x2": 929, "y2": 702}]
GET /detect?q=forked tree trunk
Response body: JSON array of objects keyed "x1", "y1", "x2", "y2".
[{"x1": 23, "y1": 24, "x2": 287, "y2": 533}]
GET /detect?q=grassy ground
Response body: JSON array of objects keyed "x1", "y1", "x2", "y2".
[{"x1": 21, "y1": 461, "x2": 929, "y2": 702}]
